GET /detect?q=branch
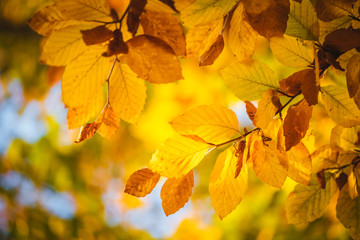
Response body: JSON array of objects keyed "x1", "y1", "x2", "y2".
[
  {"x1": 207, "y1": 128, "x2": 260, "y2": 148},
  {"x1": 105, "y1": 56, "x2": 117, "y2": 105},
  {"x1": 275, "y1": 90, "x2": 302, "y2": 116}
]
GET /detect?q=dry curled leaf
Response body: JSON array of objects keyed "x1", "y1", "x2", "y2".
[
  {"x1": 199, "y1": 34, "x2": 224, "y2": 66},
  {"x1": 74, "y1": 122, "x2": 101, "y2": 143}
]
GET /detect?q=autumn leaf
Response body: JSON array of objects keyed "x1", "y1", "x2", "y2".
[
  {"x1": 180, "y1": 0, "x2": 238, "y2": 26},
  {"x1": 286, "y1": 175, "x2": 337, "y2": 224},
  {"x1": 321, "y1": 85, "x2": 360, "y2": 127},
  {"x1": 253, "y1": 90, "x2": 281, "y2": 129},
  {"x1": 96, "y1": 106, "x2": 121, "y2": 138},
  {"x1": 244, "y1": 0, "x2": 289, "y2": 39},
  {"x1": 286, "y1": 0, "x2": 319, "y2": 40},
  {"x1": 161, "y1": 170, "x2": 194, "y2": 216},
  {"x1": 123, "y1": 35, "x2": 183, "y2": 83},
  {"x1": 74, "y1": 122, "x2": 102, "y2": 143},
  {"x1": 227, "y1": 2, "x2": 258, "y2": 61},
  {"x1": 336, "y1": 187, "x2": 360, "y2": 239},
  {"x1": 149, "y1": 135, "x2": 210, "y2": 178},
  {"x1": 170, "y1": 105, "x2": 240, "y2": 144},
  {"x1": 124, "y1": 168, "x2": 160, "y2": 197},
  {"x1": 283, "y1": 99, "x2": 312, "y2": 151},
  {"x1": 279, "y1": 70, "x2": 303, "y2": 95},
  {"x1": 300, "y1": 69, "x2": 319, "y2": 105},
  {"x1": 140, "y1": 10, "x2": 186, "y2": 56},
  {"x1": 220, "y1": 59, "x2": 279, "y2": 101},
  {"x1": 127, "y1": 0, "x2": 147, "y2": 36},
  {"x1": 245, "y1": 101, "x2": 257, "y2": 123},
  {"x1": 315, "y1": 0, "x2": 354, "y2": 22},
  {"x1": 319, "y1": 17, "x2": 352, "y2": 43},
  {"x1": 286, "y1": 142, "x2": 312, "y2": 185},
  {"x1": 55, "y1": 0, "x2": 111, "y2": 21},
  {"x1": 209, "y1": 148, "x2": 248, "y2": 219},
  {"x1": 323, "y1": 28, "x2": 360, "y2": 55},
  {"x1": 348, "y1": 166, "x2": 359, "y2": 199},
  {"x1": 81, "y1": 25, "x2": 113, "y2": 45},
  {"x1": 251, "y1": 135, "x2": 288, "y2": 188},
  {"x1": 346, "y1": 54, "x2": 360, "y2": 110},
  {"x1": 199, "y1": 35, "x2": 224, "y2": 66},
  {"x1": 270, "y1": 35, "x2": 313, "y2": 68},
  {"x1": 330, "y1": 125, "x2": 360, "y2": 151},
  {"x1": 235, "y1": 140, "x2": 246, "y2": 178}
]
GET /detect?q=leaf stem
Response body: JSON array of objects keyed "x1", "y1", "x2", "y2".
[
  {"x1": 275, "y1": 90, "x2": 302, "y2": 116},
  {"x1": 106, "y1": 56, "x2": 117, "y2": 105},
  {"x1": 207, "y1": 128, "x2": 260, "y2": 148},
  {"x1": 322, "y1": 157, "x2": 360, "y2": 173}
]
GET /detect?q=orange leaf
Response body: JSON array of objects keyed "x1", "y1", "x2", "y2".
[
  {"x1": 124, "y1": 35, "x2": 183, "y2": 83},
  {"x1": 161, "y1": 170, "x2": 194, "y2": 216},
  {"x1": 300, "y1": 69, "x2": 319, "y2": 105},
  {"x1": 245, "y1": 101, "x2": 257, "y2": 123},
  {"x1": 284, "y1": 99, "x2": 312, "y2": 151},
  {"x1": 253, "y1": 90, "x2": 281, "y2": 129},
  {"x1": 81, "y1": 25, "x2": 113, "y2": 45},
  {"x1": 96, "y1": 106, "x2": 121, "y2": 138},
  {"x1": 199, "y1": 35, "x2": 224, "y2": 66},
  {"x1": 124, "y1": 168, "x2": 160, "y2": 197},
  {"x1": 279, "y1": 70, "x2": 304, "y2": 96},
  {"x1": 141, "y1": 10, "x2": 186, "y2": 56},
  {"x1": 74, "y1": 122, "x2": 101, "y2": 143},
  {"x1": 235, "y1": 140, "x2": 246, "y2": 178},
  {"x1": 287, "y1": 142, "x2": 312, "y2": 185},
  {"x1": 127, "y1": 0, "x2": 147, "y2": 36}
]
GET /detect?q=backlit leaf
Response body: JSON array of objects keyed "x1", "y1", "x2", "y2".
[
  {"x1": 330, "y1": 125, "x2": 360, "y2": 151},
  {"x1": 315, "y1": 0, "x2": 353, "y2": 22},
  {"x1": 149, "y1": 135, "x2": 210, "y2": 178},
  {"x1": 180, "y1": 0, "x2": 238, "y2": 26},
  {"x1": 253, "y1": 90, "x2": 281, "y2": 129},
  {"x1": 141, "y1": 10, "x2": 186, "y2": 56},
  {"x1": 279, "y1": 71, "x2": 302, "y2": 95},
  {"x1": 346, "y1": 54, "x2": 360, "y2": 108},
  {"x1": 74, "y1": 122, "x2": 101, "y2": 143},
  {"x1": 40, "y1": 25, "x2": 88, "y2": 66},
  {"x1": 170, "y1": 105, "x2": 240, "y2": 144},
  {"x1": 127, "y1": 0, "x2": 147, "y2": 36},
  {"x1": 300, "y1": 69, "x2": 319, "y2": 105},
  {"x1": 270, "y1": 35, "x2": 313, "y2": 68},
  {"x1": 199, "y1": 34, "x2": 224, "y2": 66},
  {"x1": 323, "y1": 28, "x2": 360, "y2": 54},
  {"x1": 245, "y1": 101, "x2": 257, "y2": 123},
  {"x1": 109, "y1": 62, "x2": 146, "y2": 122},
  {"x1": 220, "y1": 59, "x2": 279, "y2": 101},
  {"x1": 209, "y1": 148, "x2": 248, "y2": 219},
  {"x1": 124, "y1": 168, "x2": 161, "y2": 197},
  {"x1": 287, "y1": 142, "x2": 311, "y2": 185},
  {"x1": 312, "y1": 147, "x2": 357, "y2": 173},
  {"x1": 161, "y1": 170, "x2": 194, "y2": 216},
  {"x1": 55, "y1": 0, "x2": 111, "y2": 21},
  {"x1": 286, "y1": 175, "x2": 337, "y2": 224},
  {"x1": 319, "y1": 17, "x2": 352, "y2": 43},
  {"x1": 283, "y1": 99, "x2": 313, "y2": 151},
  {"x1": 321, "y1": 85, "x2": 360, "y2": 127},
  {"x1": 286, "y1": 0, "x2": 319, "y2": 40},
  {"x1": 124, "y1": 35, "x2": 183, "y2": 83},
  {"x1": 227, "y1": 2, "x2": 258, "y2": 61},
  {"x1": 96, "y1": 106, "x2": 120, "y2": 138},
  {"x1": 81, "y1": 25, "x2": 113, "y2": 45},
  {"x1": 244, "y1": 0, "x2": 289, "y2": 39},
  {"x1": 348, "y1": 166, "x2": 359, "y2": 199},
  {"x1": 336, "y1": 187, "x2": 360, "y2": 239}
]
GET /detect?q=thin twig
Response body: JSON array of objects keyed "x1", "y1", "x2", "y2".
[
  {"x1": 207, "y1": 128, "x2": 260, "y2": 148},
  {"x1": 275, "y1": 90, "x2": 302, "y2": 116},
  {"x1": 106, "y1": 56, "x2": 118, "y2": 105}
]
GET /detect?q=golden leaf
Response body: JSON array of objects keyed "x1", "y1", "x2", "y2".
[
  {"x1": 283, "y1": 99, "x2": 312, "y2": 151},
  {"x1": 161, "y1": 170, "x2": 194, "y2": 216},
  {"x1": 124, "y1": 168, "x2": 161, "y2": 197},
  {"x1": 199, "y1": 34, "x2": 224, "y2": 66},
  {"x1": 96, "y1": 106, "x2": 121, "y2": 138},
  {"x1": 140, "y1": 10, "x2": 186, "y2": 56},
  {"x1": 55, "y1": 0, "x2": 111, "y2": 21},
  {"x1": 315, "y1": 0, "x2": 353, "y2": 22},
  {"x1": 74, "y1": 122, "x2": 101, "y2": 143},
  {"x1": 149, "y1": 135, "x2": 210, "y2": 178},
  {"x1": 319, "y1": 17, "x2": 352, "y2": 43},
  {"x1": 227, "y1": 2, "x2": 258, "y2": 61},
  {"x1": 209, "y1": 148, "x2": 248, "y2": 220},
  {"x1": 287, "y1": 142, "x2": 312, "y2": 185},
  {"x1": 170, "y1": 105, "x2": 240, "y2": 144},
  {"x1": 253, "y1": 90, "x2": 281, "y2": 129},
  {"x1": 220, "y1": 59, "x2": 279, "y2": 101},
  {"x1": 330, "y1": 125, "x2": 360, "y2": 151},
  {"x1": 123, "y1": 35, "x2": 183, "y2": 83},
  {"x1": 109, "y1": 62, "x2": 146, "y2": 122},
  {"x1": 348, "y1": 166, "x2": 359, "y2": 199}
]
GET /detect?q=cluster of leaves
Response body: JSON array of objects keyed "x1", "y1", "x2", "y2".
[{"x1": 29, "y1": 0, "x2": 360, "y2": 238}]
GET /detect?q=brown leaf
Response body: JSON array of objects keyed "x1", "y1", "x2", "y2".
[
  {"x1": 124, "y1": 35, "x2": 183, "y2": 83},
  {"x1": 124, "y1": 168, "x2": 160, "y2": 197},
  {"x1": 245, "y1": 101, "x2": 257, "y2": 123},
  {"x1": 315, "y1": 0, "x2": 353, "y2": 22},
  {"x1": 74, "y1": 122, "x2": 101, "y2": 143},
  {"x1": 140, "y1": 10, "x2": 186, "y2": 56},
  {"x1": 280, "y1": 71, "x2": 303, "y2": 96},
  {"x1": 127, "y1": 0, "x2": 147, "y2": 36},
  {"x1": 316, "y1": 171, "x2": 326, "y2": 189},
  {"x1": 300, "y1": 69, "x2": 319, "y2": 105},
  {"x1": 244, "y1": 0, "x2": 290, "y2": 39},
  {"x1": 199, "y1": 35, "x2": 224, "y2": 66},
  {"x1": 346, "y1": 54, "x2": 360, "y2": 98},
  {"x1": 103, "y1": 29, "x2": 128, "y2": 56},
  {"x1": 81, "y1": 25, "x2": 113, "y2": 45},
  {"x1": 336, "y1": 172, "x2": 348, "y2": 190},
  {"x1": 235, "y1": 140, "x2": 246, "y2": 178},
  {"x1": 324, "y1": 28, "x2": 360, "y2": 56},
  {"x1": 158, "y1": 0, "x2": 178, "y2": 12},
  {"x1": 283, "y1": 99, "x2": 313, "y2": 151},
  {"x1": 160, "y1": 170, "x2": 194, "y2": 216}
]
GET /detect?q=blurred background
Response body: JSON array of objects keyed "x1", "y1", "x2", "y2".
[{"x1": 0, "y1": 0, "x2": 352, "y2": 239}]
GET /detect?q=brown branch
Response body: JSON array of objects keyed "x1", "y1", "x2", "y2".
[{"x1": 275, "y1": 90, "x2": 302, "y2": 116}]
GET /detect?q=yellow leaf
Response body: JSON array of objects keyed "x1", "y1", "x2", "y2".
[
  {"x1": 170, "y1": 105, "x2": 240, "y2": 144},
  {"x1": 270, "y1": 35, "x2": 314, "y2": 68},
  {"x1": 62, "y1": 45, "x2": 112, "y2": 108},
  {"x1": 96, "y1": 106, "x2": 120, "y2": 138},
  {"x1": 287, "y1": 142, "x2": 312, "y2": 185},
  {"x1": 227, "y1": 2, "x2": 258, "y2": 61},
  {"x1": 124, "y1": 168, "x2": 160, "y2": 197},
  {"x1": 209, "y1": 148, "x2": 248, "y2": 220},
  {"x1": 319, "y1": 17, "x2": 352, "y2": 43},
  {"x1": 74, "y1": 122, "x2": 101, "y2": 143},
  {"x1": 253, "y1": 90, "x2": 281, "y2": 129},
  {"x1": 336, "y1": 186, "x2": 360, "y2": 239},
  {"x1": 180, "y1": 0, "x2": 238, "y2": 26},
  {"x1": 321, "y1": 85, "x2": 360, "y2": 127},
  {"x1": 140, "y1": 10, "x2": 186, "y2": 56},
  {"x1": 199, "y1": 34, "x2": 224, "y2": 66},
  {"x1": 220, "y1": 59, "x2": 279, "y2": 101},
  {"x1": 149, "y1": 135, "x2": 210, "y2": 178},
  {"x1": 55, "y1": 0, "x2": 111, "y2": 21},
  {"x1": 161, "y1": 170, "x2": 194, "y2": 216},
  {"x1": 109, "y1": 62, "x2": 146, "y2": 122},
  {"x1": 252, "y1": 136, "x2": 287, "y2": 188},
  {"x1": 348, "y1": 167, "x2": 359, "y2": 199},
  {"x1": 185, "y1": 19, "x2": 223, "y2": 58},
  {"x1": 123, "y1": 35, "x2": 183, "y2": 83},
  {"x1": 312, "y1": 147, "x2": 357, "y2": 173},
  {"x1": 330, "y1": 125, "x2": 360, "y2": 151},
  {"x1": 146, "y1": 0, "x2": 176, "y2": 13},
  {"x1": 28, "y1": 4, "x2": 79, "y2": 36},
  {"x1": 40, "y1": 25, "x2": 88, "y2": 66},
  {"x1": 286, "y1": 0, "x2": 319, "y2": 40},
  {"x1": 286, "y1": 175, "x2": 337, "y2": 224}
]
